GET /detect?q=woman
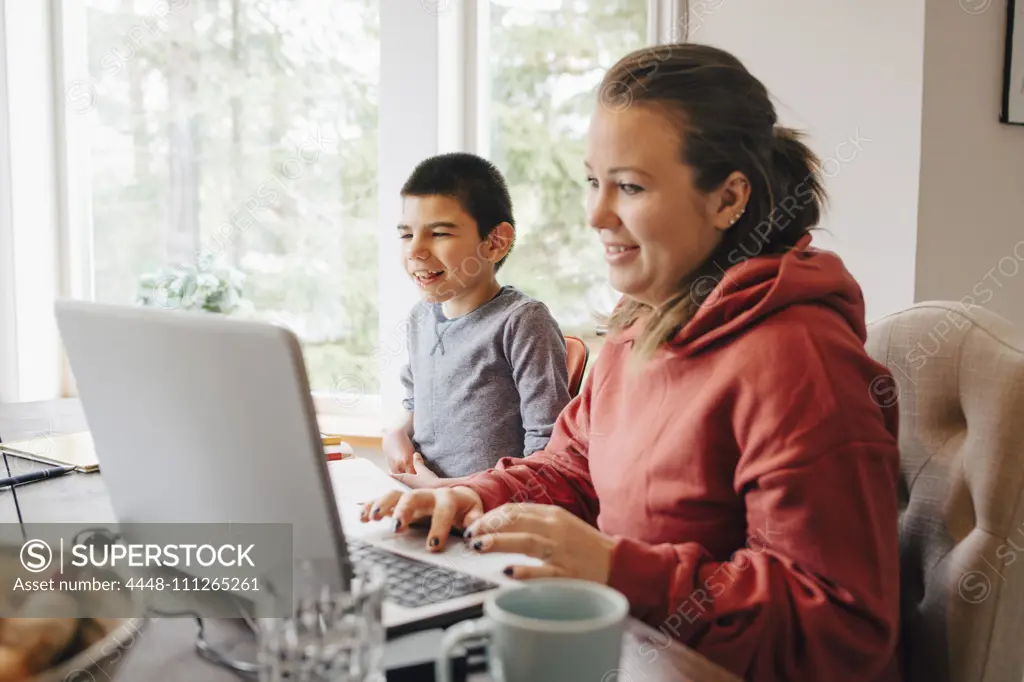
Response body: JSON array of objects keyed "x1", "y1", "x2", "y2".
[{"x1": 362, "y1": 44, "x2": 902, "y2": 682}]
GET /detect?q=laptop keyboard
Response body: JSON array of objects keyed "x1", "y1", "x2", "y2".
[{"x1": 346, "y1": 538, "x2": 497, "y2": 609}]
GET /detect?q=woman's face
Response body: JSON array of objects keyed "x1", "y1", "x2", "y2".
[{"x1": 585, "y1": 104, "x2": 744, "y2": 308}]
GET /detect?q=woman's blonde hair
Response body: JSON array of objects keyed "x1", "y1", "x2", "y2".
[{"x1": 598, "y1": 44, "x2": 827, "y2": 362}]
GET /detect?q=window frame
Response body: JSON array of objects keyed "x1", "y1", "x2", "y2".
[
  {"x1": 0, "y1": 0, "x2": 686, "y2": 428},
  {"x1": 0, "y1": 0, "x2": 64, "y2": 403},
  {"x1": 0, "y1": 0, "x2": 16, "y2": 402}
]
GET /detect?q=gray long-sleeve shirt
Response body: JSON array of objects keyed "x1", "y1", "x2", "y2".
[{"x1": 399, "y1": 286, "x2": 571, "y2": 478}]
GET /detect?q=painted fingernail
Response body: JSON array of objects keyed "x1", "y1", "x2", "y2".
[
  {"x1": 429, "y1": 537, "x2": 439, "y2": 547},
  {"x1": 372, "y1": 506, "x2": 381, "y2": 516},
  {"x1": 472, "y1": 539, "x2": 483, "y2": 551},
  {"x1": 464, "y1": 529, "x2": 473, "y2": 539},
  {"x1": 503, "y1": 567, "x2": 514, "y2": 577},
  {"x1": 392, "y1": 518, "x2": 401, "y2": 532}
]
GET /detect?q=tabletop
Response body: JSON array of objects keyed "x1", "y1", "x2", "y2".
[{"x1": 0, "y1": 399, "x2": 742, "y2": 682}]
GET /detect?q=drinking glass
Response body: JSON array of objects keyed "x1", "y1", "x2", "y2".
[{"x1": 256, "y1": 564, "x2": 385, "y2": 682}]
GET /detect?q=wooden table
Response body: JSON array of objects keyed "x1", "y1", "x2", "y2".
[{"x1": 0, "y1": 399, "x2": 741, "y2": 682}]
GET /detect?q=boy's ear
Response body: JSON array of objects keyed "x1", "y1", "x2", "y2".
[{"x1": 484, "y1": 222, "x2": 514, "y2": 263}]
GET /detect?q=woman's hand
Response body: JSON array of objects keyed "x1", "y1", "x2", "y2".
[
  {"x1": 359, "y1": 486, "x2": 485, "y2": 550},
  {"x1": 465, "y1": 503, "x2": 616, "y2": 584}
]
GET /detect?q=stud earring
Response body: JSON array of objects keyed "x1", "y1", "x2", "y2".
[{"x1": 729, "y1": 211, "x2": 743, "y2": 226}]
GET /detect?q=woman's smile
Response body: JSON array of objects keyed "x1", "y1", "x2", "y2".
[{"x1": 603, "y1": 242, "x2": 640, "y2": 265}]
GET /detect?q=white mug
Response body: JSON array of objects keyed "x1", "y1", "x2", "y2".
[{"x1": 436, "y1": 578, "x2": 629, "y2": 682}]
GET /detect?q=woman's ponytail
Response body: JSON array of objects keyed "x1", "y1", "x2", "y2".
[{"x1": 768, "y1": 126, "x2": 826, "y2": 244}]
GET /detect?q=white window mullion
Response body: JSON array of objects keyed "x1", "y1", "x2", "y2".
[
  {"x1": 373, "y1": 2, "x2": 441, "y2": 425},
  {"x1": 438, "y1": 0, "x2": 488, "y2": 158},
  {"x1": 473, "y1": 1, "x2": 491, "y2": 158},
  {"x1": 650, "y1": 0, "x2": 688, "y2": 44},
  {"x1": 438, "y1": 3, "x2": 467, "y2": 154},
  {"x1": 52, "y1": 0, "x2": 93, "y2": 306},
  {"x1": 51, "y1": 0, "x2": 93, "y2": 398}
]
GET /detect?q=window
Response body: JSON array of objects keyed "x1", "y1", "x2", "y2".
[
  {"x1": 486, "y1": 0, "x2": 649, "y2": 356},
  {"x1": 0, "y1": 0, "x2": 682, "y2": 411},
  {"x1": 78, "y1": 0, "x2": 379, "y2": 391}
]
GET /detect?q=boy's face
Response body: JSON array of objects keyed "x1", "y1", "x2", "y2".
[{"x1": 398, "y1": 194, "x2": 500, "y2": 304}]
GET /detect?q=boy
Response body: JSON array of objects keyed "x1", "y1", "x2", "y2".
[{"x1": 384, "y1": 152, "x2": 571, "y2": 487}]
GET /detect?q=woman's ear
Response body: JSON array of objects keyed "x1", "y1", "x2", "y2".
[{"x1": 711, "y1": 171, "x2": 751, "y2": 231}]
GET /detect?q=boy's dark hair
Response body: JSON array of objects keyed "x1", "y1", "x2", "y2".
[{"x1": 401, "y1": 152, "x2": 516, "y2": 271}]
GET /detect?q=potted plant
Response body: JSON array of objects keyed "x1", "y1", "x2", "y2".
[{"x1": 136, "y1": 255, "x2": 250, "y2": 315}]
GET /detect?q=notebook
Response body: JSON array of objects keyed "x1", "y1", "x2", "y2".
[
  {"x1": 0, "y1": 431, "x2": 101, "y2": 473},
  {"x1": 321, "y1": 434, "x2": 355, "y2": 461},
  {"x1": 0, "y1": 431, "x2": 354, "y2": 471}
]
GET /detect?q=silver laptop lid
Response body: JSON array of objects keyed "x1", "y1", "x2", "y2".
[{"x1": 54, "y1": 300, "x2": 350, "y2": 593}]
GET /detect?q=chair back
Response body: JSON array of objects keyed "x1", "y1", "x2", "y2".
[
  {"x1": 864, "y1": 301, "x2": 1024, "y2": 682},
  {"x1": 564, "y1": 335, "x2": 590, "y2": 398}
]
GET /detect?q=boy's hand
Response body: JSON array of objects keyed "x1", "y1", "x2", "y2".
[
  {"x1": 359, "y1": 486, "x2": 485, "y2": 551},
  {"x1": 383, "y1": 429, "x2": 416, "y2": 474},
  {"x1": 392, "y1": 453, "x2": 443, "y2": 489}
]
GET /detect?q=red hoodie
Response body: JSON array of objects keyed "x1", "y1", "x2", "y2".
[{"x1": 459, "y1": 237, "x2": 902, "y2": 682}]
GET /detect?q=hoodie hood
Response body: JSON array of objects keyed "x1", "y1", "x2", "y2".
[{"x1": 615, "y1": 234, "x2": 867, "y2": 357}]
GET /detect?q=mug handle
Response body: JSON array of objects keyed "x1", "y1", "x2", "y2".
[{"x1": 436, "y1": 617, "x2": 493, "y2": 682}]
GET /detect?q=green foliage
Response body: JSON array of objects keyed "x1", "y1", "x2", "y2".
[
  {"x1": 85, "y1": 0, "x2": 379, "y2": 389},
  {"x1": 489, "y1": 0, "x2": 648, "y2": 338},
  {"x1": 136, "y1": 256, "x2": 249, "y2": 314}
]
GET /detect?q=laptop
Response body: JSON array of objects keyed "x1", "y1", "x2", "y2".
[{"x1": 54, "y1": 300, "x2": 533, "y2": 635}]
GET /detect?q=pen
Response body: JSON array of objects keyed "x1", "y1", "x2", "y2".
[{"x1": 0, "y1": 465, "x2": 76, "y2": 489}]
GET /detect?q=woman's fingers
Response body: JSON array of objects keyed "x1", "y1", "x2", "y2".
[
  {"x1": 468, "y1": 532, "x2": 556, "y2": 562},
  {"x1": 465, "y1": 503, "x2": 549, "y2": 539},
  {"x1": 360, "y1": 490, "x2": 435, "y2": 528},
  {"x1": 361, "y1": 488, "x2": 487, "y2": 554},
  {"x1": 426, "y1": 490, "x2": 459, "y2": 552},
  {"x1": 360, "y1": 490, "x2": 403, "y2": 522},
  {"x1": 503, "y1": 563, "x2": 566, "y2": 580},
  {"x1": 390, "y1": 490, "x2": 441, "y2": 532},
  {"x1": 462, "y1": 505, "x2": 484, "y2": 530}
]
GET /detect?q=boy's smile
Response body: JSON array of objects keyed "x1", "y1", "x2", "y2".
[{"x1": 411, "y1": 269, "x2": 445, "y2": 288}]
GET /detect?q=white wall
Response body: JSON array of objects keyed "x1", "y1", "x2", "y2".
[
  {"x1": 691, "y1": 0, "x2": 927, "y2": 323},
  {"x1": 916, "y1": 0, "x2": 1024, "y2": 326}
]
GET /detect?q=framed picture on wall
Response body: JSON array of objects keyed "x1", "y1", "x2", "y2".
[{"x1": 1002, "y1": 0, "x2": 1024, "y2": 124}]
